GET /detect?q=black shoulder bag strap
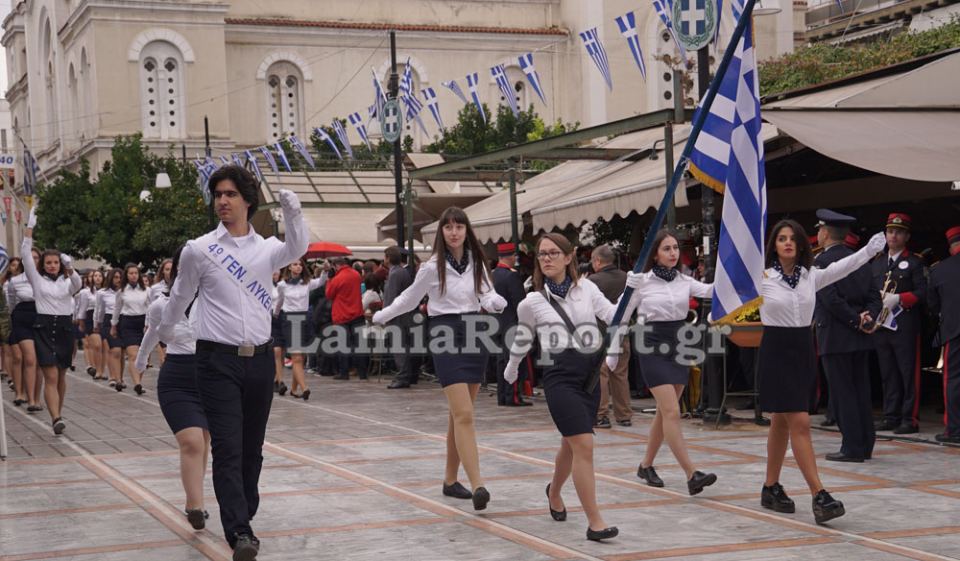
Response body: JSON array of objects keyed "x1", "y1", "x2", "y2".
[{"x1": 541, "y1": 289, "x2": 601, "y2": 393}]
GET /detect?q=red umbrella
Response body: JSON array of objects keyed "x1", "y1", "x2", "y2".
[{"x1": 304, "y1": 241, "x2": 352, "y2": 259}]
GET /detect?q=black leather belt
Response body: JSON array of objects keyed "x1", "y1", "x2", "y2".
[{"x1": 196, "y1": 339, "x2": 271, "y2": 357}]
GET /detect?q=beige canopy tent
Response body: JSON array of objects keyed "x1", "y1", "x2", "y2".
[{"x1": 763, "y1": 50, "x2": 960, "y2": 182}]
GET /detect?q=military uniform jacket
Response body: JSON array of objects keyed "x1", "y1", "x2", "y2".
[
  {"x1": 928, "y1": 252, "x2": 960, "y2": 343},
  {"x1": 871, "y1": 250, "x2": 926, "y2": 335},
  {"x1": 492, "y1": 264, "x2": 525, "y2": 330},
  {"x1": 814, "y1": 244, "x2": 880, "y2": 355}
]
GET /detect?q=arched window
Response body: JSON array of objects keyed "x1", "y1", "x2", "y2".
[
  {"x1": 265, "y1": 61, "x2": 303, "y2": 140},
  {"x1": 139, "y1": 41, "x2": 185, "y2": 139},
  {"x1": 42, "y1": 18, "x2": 58, "y2": 146},
  {"x1": 68, "y1": 63, "x2": 79, "y2": 146},
  {"x1": 79, "y1": 48, "x2": 89, "y2": 138}
]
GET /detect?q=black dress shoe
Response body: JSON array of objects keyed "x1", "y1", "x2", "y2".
[
  {"x1": 935, "y1": 433, "x2": 960, "y2": 444},
  {"x1": 546, "y1": 483, "x2": 566, "y2": 521},
  {"x1": 52, "y1": 418, "x2": 66, "y2": 435},
  {"x1": 637, "y1": 464, "x2": 664, "y2": 488},
  {"x1": 761, "y1": 482, "x2": 796, "y2": 513},
  {"x1": 472, "y1": 486, "x2": 490, "y2": 510},
  {"x1": 812, "y1": 489, "x2": 845, "y2": 525},
  {"x1": 586, "y1": 526, "x2": 619, "y2": 541},
  {"x1": 687, "y1": 471, "x2": 717, "y2": 496},
  {"x1": 134, "y1": 384, "x2": 146, "y2": 395},
  {"x1": 387, "y1": 379, "x2": 411, "y2": 389},
  {"x1": 594, "y1": 416, "x2": 612, "y2": 429},
  {"x1": 27, "y1": 404, "x2": 42, "y2": 412},
  {"x1": 825, "y1": 451, "x2": 864, "y2": 463},
  {"x1": 185, "y1": 508, "x2": 208, "y2": 530},
  {"x1": 893, "y1": 423, "x2": 919, "y2": 435},
  {"x1": 875, "y1": 420, "x2": 898, "y2": 431},
  {"x1": 13, "y1": 398, "x2": 25, "y2": 406},
  {"x1": 232, "y1": 533, "x2": 259, "y2": 561},
  {"x1": 301, "y1": 389, "x2": 311, "y2": 401},
  {"x1": 442, "y1": 481, "x2": 473, "y2": 499},
  {"x1": 616, "y1": 419, "x2": 632, "y2": 427},
  {"x1": 87, "y1": 366, "x2": 97, "y2": 377}
]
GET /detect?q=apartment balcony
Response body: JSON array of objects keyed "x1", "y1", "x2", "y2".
[{"x1": 805, "y1": 0, "x2": 958, "y2": 42}]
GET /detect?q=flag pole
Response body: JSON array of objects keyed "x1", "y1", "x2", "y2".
[{"x1": 588, "y1": 0, "x2": 759, "y2": 393}]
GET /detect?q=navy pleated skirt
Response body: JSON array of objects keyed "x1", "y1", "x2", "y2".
[
  {"x1": 758, "y1": 326, "x2": 816, "y2": 413},
  {"x1": 429, "y1": 314, "x2": 488, "y2": 387},
  {"x1": 158, "y1": 354, "x2": 208, "y2": 434}
]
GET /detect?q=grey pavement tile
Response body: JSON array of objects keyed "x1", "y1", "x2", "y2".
[
  {"x1": 46, "y1": 545, "x2": 214, "y2": 561},
  {"x1": 0, "y1": 459, "x2": 90, "y2": 486},
  {"x1": 658, "y1": 541, "x2": 920, "y2": 561},
  {"x1": 0, "y1": 479, "x2": 130, "y2": 515},
  {"x1": 887, "y1": 534, "x2": 960, "y2": 558}
]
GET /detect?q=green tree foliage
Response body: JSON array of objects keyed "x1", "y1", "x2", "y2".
[
  {"x1": 424, "y1": 103, "x2": 577, "y2": 155},
  {"x1": 759, "y1": 18, "x2": 960, "y2": 96},
  {"x1": 34, "y1": 135, "x2": 207, "y2": 268}
]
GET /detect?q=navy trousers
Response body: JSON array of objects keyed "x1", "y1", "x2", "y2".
[{"x1": 822, "y1": 351, "x2": 875, "y2": 459}]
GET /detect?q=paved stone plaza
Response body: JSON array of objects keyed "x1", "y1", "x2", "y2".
[{"x1": 2, "y1": 360, "x2": 959, "y2": 561}]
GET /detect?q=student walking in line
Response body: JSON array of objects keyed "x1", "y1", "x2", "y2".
[{"x1": 111, "y1": 264, "x2": 150, "y2": 395}]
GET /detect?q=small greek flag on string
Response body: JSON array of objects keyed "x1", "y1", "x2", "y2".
[
  {"x1": 442, "y1": 79, "x2": 469, "y2": 105},
  {"x1": 491, "y1": 64, "x2": 520, "y2": 118},
  {"x1": 579, "y1": 28, "x2": 613, "y2": 91},
  {"x1": 22, "y1": 150, "x2": 39, "y2": 196},
  {"x1": 219, "y1": 156, "x2": 230, "y2": 166},
  {"x1": 400, "y1": 59, "x2": 428, "y2": 134},
  {"x1": 615, "y1": 12, "x2": 647, "y2": 80},
  {"x1": 258, "y1": 146, "x2": 279, "y2": 175},
  {"x1": 348, "y1": 112, "x2": 372, "y2": 149},
  {"x1": 370, "y1": 68, "x2": 387, "y2": 122},
  {"x1": 332, "y1": 120, "x2": 354, "y2": 159},
  {"x1": 0, "y1": 244, "x2": 9, "y2": 277},
  {"x1": 466, "y1": 72, "x2": 487, "y2": 123},
  {"x1": 274, "y1": 142, "x2": 292, "y2": 172},
  {"x1": 231, "y1": 153, "x2": 244, "y2": 167},
  {"x1": 314, "y1": 127, "x2": 342, "y2": 160},
  {"x1": 421, "y1": 87, "x2": 445, "y2": 131},
  {"x1": 714, "y1": 0, "x2": 724, "y2": 47},
  {"x1": 654, "y1": 0, "x2": 688, "y2": 58},
  {"x1": 289, "y1": 134, "x2": 315, "y2": 169},
  {"x1": 518, "y1": 53, "x2": 547, "y2": 105},
  {"x1": 244, "y1": 150, "x2": 265, "y2": 184}
]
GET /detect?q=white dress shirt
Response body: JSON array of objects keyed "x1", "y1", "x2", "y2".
[
  {"x1": 21, "y1": 237, "x2": 82, "y2": 316},
  {"x1": 624, "y1": 272, "x2": 712, "y2": 322},
  {"x1": 6, "y1": 273, "x2": 35, "y2": 309},
  {"x1": 504, "y1": 279, "x2": 615, "y2": 377},
  {"x1": 111, "y1": 285, "x2": 150, "y2": 325},
  {"x1": 373, "y1": 255, "x2": 506, "y2": 324},
  {"x1": 148, "y1": 280, "x2": 168, "y2": 304},
  {"x1": 760, "y1": 245, "x2": 877, "y2": 327},
  {"x1": 160, "y1": 206, "x2": 308, "y2": 346},
  {"x1": 94, "y1": 289, "x2": 117, "y2": 327},
  {"x1": 275, "y1": 277, "x2": 325, "y2": 314},
  {"x1": 135, "y1": 295, "x2": 197, "y2": 372}
]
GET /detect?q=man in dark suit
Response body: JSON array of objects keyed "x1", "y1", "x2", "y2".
[
  {"x1": 814, "y1": 209, "x2": 881, "y2": 462},
  {"x1": 492, "y1": 243, "x2": 531, "y2": 406},
  {"x1": 872, "y1": 213, "x2": 927, "y2": 434},
  {"x1": 383, "y1": 246, "x2": 417, "y2": 389},
  {"x1": 589, "y1": 244, "x2": 632, "y2": 428},
  {"x1": 928, "y1": 226, "x2": 960, "y2": 444}
]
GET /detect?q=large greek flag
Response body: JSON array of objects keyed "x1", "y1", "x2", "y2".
[{"x1": 688, "y1": 16, "x2": 767, "y2": 322}]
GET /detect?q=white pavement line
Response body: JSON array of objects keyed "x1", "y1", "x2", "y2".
[
  {"x1": 264, "y1": 441, "x2": 608, "y2": 561},
  {"x1": 62, "y1": 369, "x2": 960, "y2": 561},
  {"x1": 6, "y1": 383, "x2": 232, "y2": 561}
]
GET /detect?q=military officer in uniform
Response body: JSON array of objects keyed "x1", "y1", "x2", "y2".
[
  {"x1": 814, "y1": 210, "x2": 880, "y2": 462},
  {"x1": 871, "y1": 213, "x2": 927, "y2": 434},
  {"x1": 928, "y1": 226, "x2": 960, "y2": 444},
  {"x1": 491, "y1": 243, "x2": 531, "y2": 406}
]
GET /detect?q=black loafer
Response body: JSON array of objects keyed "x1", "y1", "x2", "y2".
[
  {"x1": 586, "y1": 526, "x2": 619, "y2": 541},
  {"x1": 761, "y1": 482, "x2": 796, "y2": 513},
  {"x1": 134, "y1": 384, "x2": 145, "y2": 395},
  {"x1": 232, "y1": 533, "x2": 259, "y2": 561},
  {"x1": 893, "y1": 423, "x2": 918, "y2": 435},
  {"x1": 546, "y1": 483, "x2": 566, "y2": 521},
  {"x1": 472, "y1": 486, "x2": 490, "y2": 511},
  {"x1": 812, "y1": 489, "x2": 845, "y2": 525},
  {"x1": 13, "y1": 398, "x2": 25, "y2": 407},
  {"x1": 87, "y1": 366, "x2": 97, "y2": 377},
  {"x1": 825, "y1": 451, "x2": 864, "y2": 463},
  {"x1": 637, "y1": 464, "x2": 664, "y2": 488},
  {"x1": 27, "y1": 404, "x2": 42, "y2": 412},
  {"x1": 442, "y1": 481, "x2": 473, "y2": 499},
  {"x1": 594, "y1": 416, "x2": 612, "y2": 429},
  {"x1": 301, "y1": 389, "x2": 311, "y2": 401},
  {"x1": 277, "y1": 382, "x2": 288, "y2": 396},
  {"x1": 185, "y1": 508, "x2": 208, "y2": 530},
  {"x1": 687, "y1": 471, "x2": 717, "y2": 496}
]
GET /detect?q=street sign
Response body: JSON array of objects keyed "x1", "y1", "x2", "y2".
[
  {"x1": 0, "y1": 153, "x2": 16, "y2": 170},
  {"x1": 674, "y1": 0, "x2": 717, "y2": 51},
  {"x1": 380, "y1": 99, "x2": 403, "y2": 143}
]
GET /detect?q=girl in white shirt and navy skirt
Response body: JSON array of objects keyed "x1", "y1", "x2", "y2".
[
  {"x1": 373, "y1": 207, "x2": 506, "y2": 511},
  {"x1": 6, "y1": 254, "x2": 42, "y2": 412},
  {"x1": 270, "y1": 270, "x2": 288, "y2": 395},
  {"x1": 616, "y1": 229, "x2": 718, "y2": 496},
  {"x1": 758, "y1": 219, "x2": 885, "y2": 525},
  {"x1": 149, "y1": 258, "x2": 174, "y2": 368},
  {"x1": 77, "y1": 271, "x2": 104, "y2": 379},
  {"x1": 136, "y1": 246, "x2": 211, "y2": 531},
  {"x1": 95, "y1": 268, "x2": 125, "y2": 388},
  {"x1": 111, "y1": 264, "x2": 150, "y2": 395},
  {"x1": 505, "y1": 233, "x2": 639, "y2": 541},
  {"x1": 274, "y1": 258, "x2": 325, "y2": 400},
  {"x1": 22, "y1": 216, "x2": 82, "y2": 435}
]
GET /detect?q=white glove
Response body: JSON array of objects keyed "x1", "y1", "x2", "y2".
[
  {"x1": 605, "y1": 354, "x2": 619, "y2": 372},
  {"x1": 60, "y1": 254, "x2": 73, "y2": 268},
  {"x1": 27, "y1": 205, "x2": 38, "y2": 229},
  {"x1": 882, "y1": 292, "x2": 900, "y2": 309},
  {"x1": 625, "y1": 271, "x2": 643, "y2": 289},
  {"x1": 371, "y1": 310, "x2": 386, "y2": 325},
  {"x1": 503, "y1": 366, "x2": 518, "y2": 385},
  {"x1": 866, "y1": 232, "x2": 887, "y2": 255},
  {"x1": 278, "y1": 189, "x2": 301, "y2": 213}
]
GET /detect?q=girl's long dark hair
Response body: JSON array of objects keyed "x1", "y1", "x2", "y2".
[
  {"x1": 432, "y1": 206, "x2": 489, "y2": 296},
  {"x1": 642, "y1": 229, "x2": 680, "y2": 273},
  {"x1": 106, "y1": 268, "x2": 124, "y2": 291},
  {"x1": 765, "y1": 219, "x2": 813, "y2": 269}
]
